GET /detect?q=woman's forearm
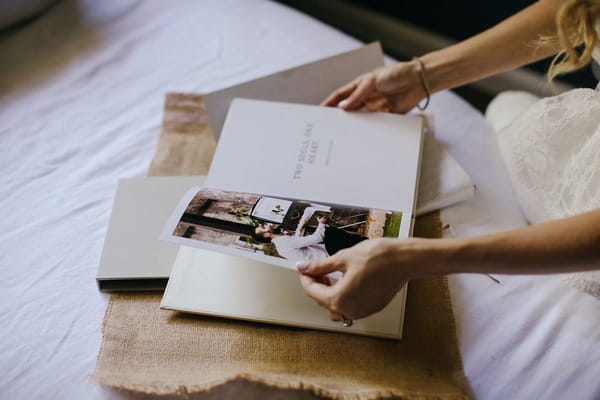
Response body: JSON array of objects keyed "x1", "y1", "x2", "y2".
[
  {"x1": 420, "y1": 210, "x2": 600, "y2": 277},
  {"x1": 420, "y1": 0, "x2": 563, "y2": 94}
]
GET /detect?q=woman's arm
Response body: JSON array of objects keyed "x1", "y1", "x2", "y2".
[
  {"x1": 421, "y1": 0, "x2": 563, "y2": 94},
  {"x1": 432, "y1": 209, "x2": 600, "y2": 276},
  {"x1": 298, "y1": 210, "x2": 600, "y2": 320},
  {"x1": 322, "y1": 0, "x2": 564, "y2": 113}
]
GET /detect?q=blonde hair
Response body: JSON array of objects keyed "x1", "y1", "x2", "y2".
[{"x1": 543, "y1": 0, "x2": 600, "y2": 82}]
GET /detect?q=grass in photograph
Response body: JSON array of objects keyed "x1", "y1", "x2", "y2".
[{"x1": 383, "y1": 212, "x2": 403, "y2": 238}]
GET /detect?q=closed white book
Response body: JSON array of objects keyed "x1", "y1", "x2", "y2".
[
  {"x1": 96, "y1": 176, "x2": 204, "y2": 291},
  {"x1": 417, "y1": 132, "x2": 474, "y2": 215}
]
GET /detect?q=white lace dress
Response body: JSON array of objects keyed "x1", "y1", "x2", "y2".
[{"x1": 485, "y1": 33, "x2": 600, "y2": 299}]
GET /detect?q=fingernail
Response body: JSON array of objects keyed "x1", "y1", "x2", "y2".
[
  {"x1": 296, "y1": 261, "x2": 309, "y2": 272},
  {"x1": 337, "y1": 100, "x2": 349, "y2": 109}
]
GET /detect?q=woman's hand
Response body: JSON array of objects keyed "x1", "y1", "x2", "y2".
[
  {"x1": 297, "y1": 210, "x2": 600, "y2": 321},
  {"x1": 321, "y1": 60, "x2": 427, "y2": 114},
  {"x1": 321, "y1": 1, "x2": 565, "y2": 114},
  {"x1": 297, "y1": 238, "x2": 432, "y2": 320}
]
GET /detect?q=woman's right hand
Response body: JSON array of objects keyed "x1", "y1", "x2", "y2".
[
  {"x1": 297, "y1": 237, "x2": 427, "y2": 320},
  {"x1": 320, "y1": 59, "x2": 428, "y2": 114}
]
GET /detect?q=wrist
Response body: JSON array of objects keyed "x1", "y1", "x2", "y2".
[
  {"x1": 411, "y1": 57, "x2": 431, "y2": 110},
  {"x1": 419, "y1": 50, "x2": 469, "y2": 93},
  {"x1": 388, "y1": 238, "x2": 466, "y2": 278}
]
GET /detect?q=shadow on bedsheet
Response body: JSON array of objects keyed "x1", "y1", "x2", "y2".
[{"x1": 0, "y1": 0, "x2": 103, "y2": 101}]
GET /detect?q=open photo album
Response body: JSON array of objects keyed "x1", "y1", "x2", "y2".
[
  {"x1": 161, "y1": 97, "x2": 424, "y2": 270},
  {"x1": 158, "y1": 97, "x2": 424, "y2": 338}
]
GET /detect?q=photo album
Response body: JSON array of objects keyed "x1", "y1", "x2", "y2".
[
  {"x1": 158, "y1": 97, "x2": 423, "y2": 339},
  {"x1": 160, "y1": 98, "x2": 423, "y2": 271}
]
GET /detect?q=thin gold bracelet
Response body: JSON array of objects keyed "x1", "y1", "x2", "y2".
[{"x1": 412, "y1": 57, "x2": 431, "y2": 111}]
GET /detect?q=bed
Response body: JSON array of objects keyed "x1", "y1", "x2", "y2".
[{"x1": 1, "y1": 0, "x2": 598, "y2": 399}]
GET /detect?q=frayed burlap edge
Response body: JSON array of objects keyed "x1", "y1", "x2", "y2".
[
  {"x1": 93, "y1": 370, "x2": 468, "y2": 400},
  {"x1": 92, "y1": 277, "x2": 469, "y2": 400}
]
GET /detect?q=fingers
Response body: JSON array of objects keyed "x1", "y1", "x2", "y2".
[
  {"x1": 299, "y1": 276, "x2": 350, "y2": 322},
  {"x1": 299, "y1": 274, "x2": 334, "y2": 308},
  {"x1": 364, "y1": 97, "x2": 390, "y2": 112},
  {"x1": 342, "y1": 75, "x2": 375, "y2": 110},
  {"x1": 298, "y1": 260, "x2": 347, "y2": 319},
  {"x1": 329, "y1": 311, "x2": 342, "y2": 321},
  {"x1": 320, "y1": 81, "x2": 358, "y2": 107},
  {"x1": 309, "y1": 275, "x2": 343, "y2": 321},
  {"x1": 296, "y1": 256, "x2": 345, "y2": 277}
]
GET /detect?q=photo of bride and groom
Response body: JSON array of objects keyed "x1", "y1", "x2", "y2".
[
  {"x1": 252, "y1": 204, "x2": 369, "y2": 264},
  {"x1": 167, "y1": 188, "x2": 402, "y2": 267}
]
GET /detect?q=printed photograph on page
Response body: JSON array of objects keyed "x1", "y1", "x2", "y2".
[{"x1": 163, "y1": 188, "x2": 403, "y2": 269}]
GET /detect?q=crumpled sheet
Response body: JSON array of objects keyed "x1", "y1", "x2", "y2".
[{"x1": 0, "y1": 0, "x2": 598, "y2": 399}]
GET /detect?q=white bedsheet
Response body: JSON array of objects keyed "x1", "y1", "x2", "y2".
[{"x1": 1, "y1": 1, "x2": 598, "y2": 399}]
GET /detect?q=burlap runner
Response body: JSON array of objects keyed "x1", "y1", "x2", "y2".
[{"x1": 94, "y1": 93, "x2": 470, "y2": 399}]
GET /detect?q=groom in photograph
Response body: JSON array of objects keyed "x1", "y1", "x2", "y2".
[{"x1": 253, "y1": 206, "x2": 367, "y2": 263}]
